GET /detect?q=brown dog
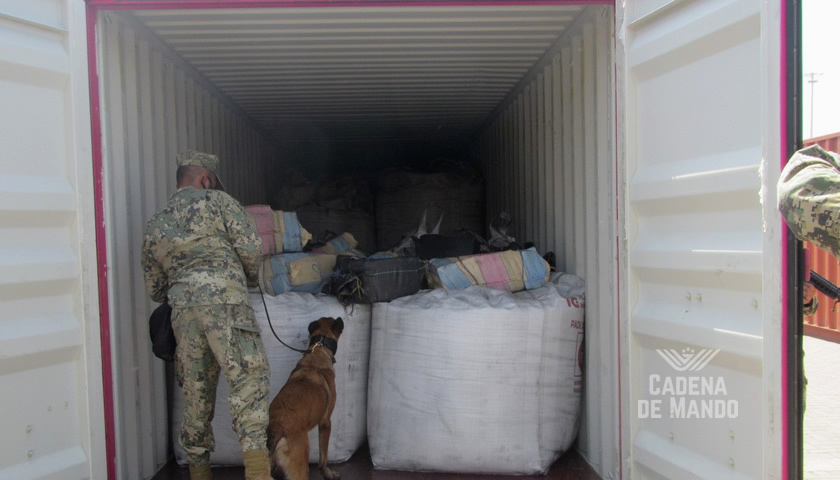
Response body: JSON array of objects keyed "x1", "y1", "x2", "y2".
[{"x1": 267, "y1": 317, "x2": 344, "y2": 480}]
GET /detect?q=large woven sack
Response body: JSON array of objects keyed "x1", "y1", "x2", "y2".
[
  {"x1": 296, "y1": 205, "x2": 377, "y2": 255},
  {"x1": 269, "y1": 169, "x2": 314, "y2": 211},
  {"x1": 368, "y1": 274, "x2": 584, "y2": 475},
  {"x1": 375, "y1": 169, "x2": 483, "y2": 251}
]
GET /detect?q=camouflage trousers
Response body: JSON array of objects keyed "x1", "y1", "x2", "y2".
[{"x1": 172, "y1": 304, "x2": 270, "y2": 465}]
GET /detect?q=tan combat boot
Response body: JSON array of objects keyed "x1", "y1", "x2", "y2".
[
  {"x1": 243, "y1": 448, "x2": 271, "y2": 480},
  {"x1": 188, "y1": 463, "x2": 212, "y2": 480}
]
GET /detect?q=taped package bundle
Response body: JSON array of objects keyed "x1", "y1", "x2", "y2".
[
  {"x1": 244, "y1": 204, "x2": 312, "y2": 255},
  {"x1": 426, "y1": 246, "x2": 551, "y2": 292},
  {"x1": 368, "y1": 273, "x2": 584, "y2": 475},
  {"x1": 173, "y1": 292, "x2": 371, "y2": 466},
  {"x1": 258, "y1": 253, "x2": 337, "y2": 295}
]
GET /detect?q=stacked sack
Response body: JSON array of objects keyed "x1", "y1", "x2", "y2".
[
  {"x1": 246, "y1": 205, "x2": 363, "y2": 296},
  {"x1": 375, "y1": 161, "x2": 484, "y2": 252},
  {"x1": 173, "y1": 292, "x2": 372, "y2": 466},
  {"x1": 257, "y1": 232, "x2": 365, "y2": 296},
  {"x1": 245, "y1": 204, "x2": 311, "y2": 256},
  {"x1": 273, "y1": 173, "x2": 378, "y2": 255}
]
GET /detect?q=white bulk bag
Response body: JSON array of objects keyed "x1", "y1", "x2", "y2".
[
  {"x1": 367, "y1": 273, "x2": 584, "y2": 475},
  {"x1": 173, "y1": 292, "x2": 371, "y2": 466}
]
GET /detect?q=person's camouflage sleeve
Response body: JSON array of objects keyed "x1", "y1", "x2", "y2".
[
  {"x1": 142, "y1": 186, "x2": 262, "y2": 308},
  {"x1": 778, "y1": 145, "x2": 840, "y2": 260},
  {"x1": 142, "y1": 236, "x2": 169, "y2": 303}
]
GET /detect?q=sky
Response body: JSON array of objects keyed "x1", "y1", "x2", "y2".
[{"x1": 803, "y1": 0, "x2": 840, "y2": 139}]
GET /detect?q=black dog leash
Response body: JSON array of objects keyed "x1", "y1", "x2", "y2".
[{"x1": 257, "y1": 284, "x2": 308, "y2": 354}]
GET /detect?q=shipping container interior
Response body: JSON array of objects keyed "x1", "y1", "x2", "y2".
[{"x1": 94, "y1": 3, "x2": 619, "y2": 479}]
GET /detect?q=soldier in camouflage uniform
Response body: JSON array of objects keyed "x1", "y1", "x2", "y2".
[
  {"x1": 777, "y1": 144, "x2": 840, "y2": 315},
  {"x1": 779, "y1": 144, "x2": 840, "y2": 258},
  {"x1": 141, "y1": 150, "x2": 271, "y2": 480},
  {"x1": 776, "y1": 144, "x2": 840, "y2": 411}
]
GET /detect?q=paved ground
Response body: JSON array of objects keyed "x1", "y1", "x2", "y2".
[{"x1": 804, "y1": 335, "x2": 840, "y2": 479}]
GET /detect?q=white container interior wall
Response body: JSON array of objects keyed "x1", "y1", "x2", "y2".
[
  {"x1": 469, "y1": 7, "x2": 617, "y2": 476},
  {"x1": 95, "y1": 5, "x2": 618, "y2": 479},
  {"x1": 97, "y1": 12, "x2": 279, "y2": 478}
]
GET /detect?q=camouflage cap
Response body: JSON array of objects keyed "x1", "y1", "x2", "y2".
[{"x1": 176, "y1": 149, "x2": 225, "y2": 191}]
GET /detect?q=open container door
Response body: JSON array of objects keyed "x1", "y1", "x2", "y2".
[
  {"x1": 619, "y1": 0, "x2": 786, "y2": 478},
  {"x1": 0, "y1": 1, "x2": 107, "y2": 478}
]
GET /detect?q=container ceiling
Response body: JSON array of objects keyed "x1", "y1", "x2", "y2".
[{"x1": 129, "y1": 4, "x2": 589, "y2": 145}]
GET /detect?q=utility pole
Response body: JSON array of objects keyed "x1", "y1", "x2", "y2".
[{"x1": 806, "y1": 72, "x2": 823, "y2": 138}]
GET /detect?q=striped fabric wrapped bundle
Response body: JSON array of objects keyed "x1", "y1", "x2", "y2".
[
  {"x1": 245, "y1": 204, "x2": 312, "y2": 255},
  {"x1": 258, "y1": 253, "x2": 337, "y2": 295},
  {"x1": 270, "y1": 210, "x2": 311, "y2": 253},
  {"x1": 245, "y1": 204, "x2": 275, "y2": 255},
  {"x1": 426, "y1": 247, "x2": 550, "y2": 292}
]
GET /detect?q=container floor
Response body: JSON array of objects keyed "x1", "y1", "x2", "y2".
[{"x1": 151, "y1": 442, "x2": 601, "y2": 480}]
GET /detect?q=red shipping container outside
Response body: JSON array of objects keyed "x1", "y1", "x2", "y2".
[{"x1": 802, "y1": 132, "x2": 840, "y2": 343}]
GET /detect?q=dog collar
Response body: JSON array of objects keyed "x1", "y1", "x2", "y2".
[{"x1": 308, "y1": 335, "x2": 338, "y2": 359}]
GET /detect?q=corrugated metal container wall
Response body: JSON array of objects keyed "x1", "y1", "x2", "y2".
[
  {"x1": 0, "y1": 1, "x2": 106, "y2": 478},
  {"x1": 622, "y1": 0, "x2": 773, "y2": 477},
  {"x1": 470, "y1": 6, "x2": 617, "y2": 476},
  {"x1": 804, "y1": 131, "x2": 840, "y2": 155},
  {"x1": 97, "y1": 11, "x2": 278, "y2": 478}
]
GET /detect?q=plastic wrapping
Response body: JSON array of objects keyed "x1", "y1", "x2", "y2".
[
  {"x1": 328, "y1": 256, "x2": 426, "y2": 304},
  {"x1": 367, "y1": 275, "x2": 584, "y2": 475},
  {"x1": 172, "y1": 292, "x2": 371, "y2": 466},
  {"x1": 245, "y1": 205, "x2": 312, "y2": 255}
]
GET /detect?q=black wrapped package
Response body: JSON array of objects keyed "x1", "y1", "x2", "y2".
[{"x1": 328, "y1": 255, "x2": 426, "y2": 304}]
